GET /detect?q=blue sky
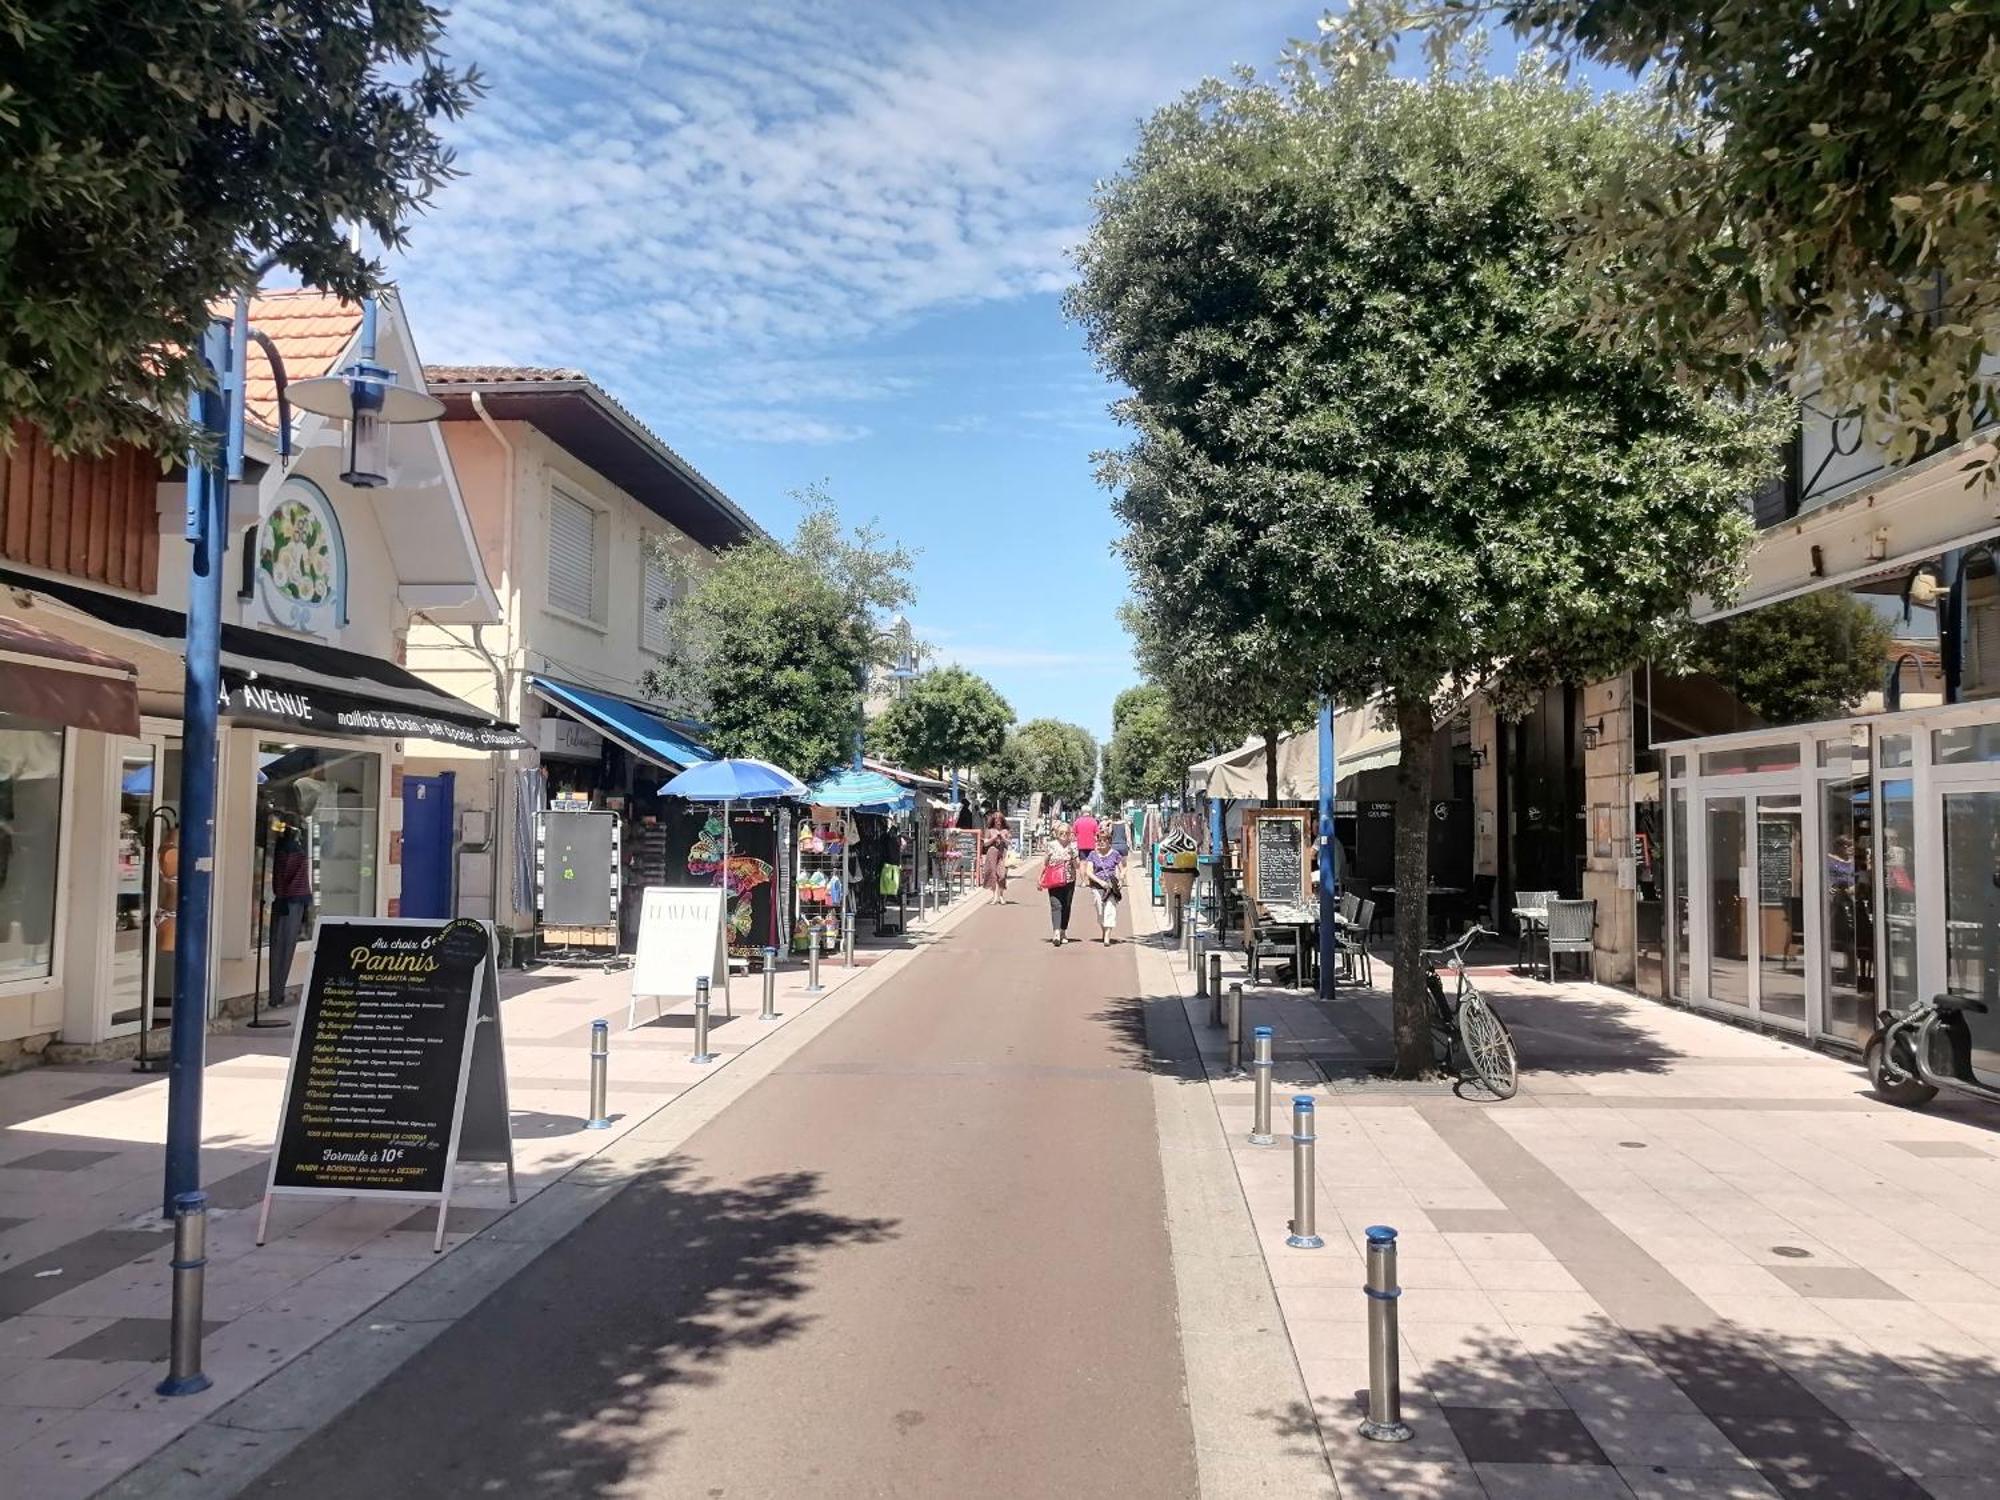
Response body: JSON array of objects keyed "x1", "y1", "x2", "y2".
[{"x1": 387, "y1": 0, "x2": 1338, "y2": 741}]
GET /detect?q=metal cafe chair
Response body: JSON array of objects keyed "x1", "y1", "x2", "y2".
[
  {"x1": 1545, "y1": 898, "x2": 1598, "y2": 983},
  {"x1": 1337, "y1": 898, "x2": 1376, "y2": 988},
  {"x1": 1513, "y1": 890, "x2": 1557, "y2": 973}
]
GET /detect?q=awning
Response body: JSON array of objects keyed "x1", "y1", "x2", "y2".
[
  {"x1": 863, "y1": 756, "x2": 947, "y2": 792},
  {"x1": 0, "y1": 615, "x2": 141, "y2": 735},
  {"x1": 0, "y1": 564, "x2": 524, "y2": 749},
  {"x1": 1195, "y1": 708, "x2": 1401, "y2": 800},
  {"x1": 528, "y1": 675, "x2": 712, "y2": 771}
]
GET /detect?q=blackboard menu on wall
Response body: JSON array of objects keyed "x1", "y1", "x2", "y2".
[
  {"x1": 1758, "y1": 819, "x2": 1796, "y2": 904},
  {"x1": 945, "y1": 828, "x2": 978, "y2": 872},
  {"x1": 1253, "y1": 813, "x2": 1309, "y2": 905},
  {"x1": 269, "y1": 919, "x2": 489, "y2": 1196}
]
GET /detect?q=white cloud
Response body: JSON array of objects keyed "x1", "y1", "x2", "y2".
[{"x1": 394, "y1": 0, "x2": 1295, "y2": 447}]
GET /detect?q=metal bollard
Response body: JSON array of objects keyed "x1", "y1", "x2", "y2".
[
  {"x1": 1286, "y1": 1096, "x2": 1324, "y2": 1248},
  {"x1": 761, "y1": 948, "x2": 780, "y2": 1021},
  {"x1": 691, "y1": 977, "x2": 717, "y2": 1064},
  {"x1": 1196, "y1": 936, "x2": 1209, "y2": 998},
  {"x1": 1184, "y1": 906, "x2": 1198, "y2": 967},
  {"x1": 1208, "y1": 953, "x2": 1224, "y2": 1027},
  {"x1": 842, "y1": 905, "x2": 855, "y2": 966},
  {"x1": 157, "y1": 1191, "x2": 212, "y2": 1396},
  {"x1": 586, "y1": 1019, "x2": 611, "y2": 1129},
  {"x1": 1169, "y1": 893, "x2": 1183, "y2": 942},
  {"x1": 1226, "y1": 981, "x2": 1244, "y2": 1075},
  {"x1": 1250, "y1": 1027, "x2": 1275, "y2": 1145},
  {"x1": 806, "y1": 930, "x2": 825, "y2": 993},
  {"x1": 1358, "y1": 1225, "x2": 1414, "y2": 1442}
]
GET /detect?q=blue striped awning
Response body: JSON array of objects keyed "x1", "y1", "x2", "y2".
[{"x1": 527, "y1": 676, "x2": 713, "y2": 771}]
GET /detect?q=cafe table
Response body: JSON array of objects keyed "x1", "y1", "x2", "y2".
[
  {"x1": 1511, "y1": 905, "x2": 1550, "y2": 978},
  {"x1": 1260, "y1": 901, "x2": 1319, "y2": 990}
]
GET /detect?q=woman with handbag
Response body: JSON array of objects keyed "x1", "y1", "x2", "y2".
[
  {"x1": 979, "y1": 810, "x2": 1012, "y2": 903},
  {"x1": 1083, "y1": 826, "x2": 1123, "y2": 945},
  {"x1": 1040, "y1": 821, "x2": 1077, "y2": 945}
]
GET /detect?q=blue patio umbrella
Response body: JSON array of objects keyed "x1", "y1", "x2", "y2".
[
  {"x1": 659, "y1": 758, "x2": 808, "y2": 976},
  {"x1": 803, "y1": 765, "x2": 912, "y2": 814}
]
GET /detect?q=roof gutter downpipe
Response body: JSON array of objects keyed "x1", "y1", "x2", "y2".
[{"x1": 469, "y1": 390, "x2": 522, "y2": 929}]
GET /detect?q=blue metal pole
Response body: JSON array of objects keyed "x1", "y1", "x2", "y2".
[
  {"x1": 950, "y1": 766, "x2": 960, "y2": 809},
  {"x1": 164, "y1": 319, "x2": 234, "y2": 1218},
  {"x1": 1317, "y1": 698, "x2": 1339, "y2": 1000}
]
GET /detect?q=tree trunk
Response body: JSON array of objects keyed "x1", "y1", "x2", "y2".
[
  {"x1": 1264, "y1": 720, "x2": 1280, "y2": 805},
  {"x1": 1391, "y1": 692, "x2": 1437, "y2": 1077}
]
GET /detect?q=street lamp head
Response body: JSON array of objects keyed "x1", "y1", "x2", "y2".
[{"x1": 286, "y1": 360, "x2": 444, "y2": 489}]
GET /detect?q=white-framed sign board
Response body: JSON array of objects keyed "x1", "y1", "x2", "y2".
[
  {"x1": 629, "y1": 885, "x2": 729, "y2": 1029},
  {"x1": 257, "y1": 917, "x2": 516, "y2": 1254}
]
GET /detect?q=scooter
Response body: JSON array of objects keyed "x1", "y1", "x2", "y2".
[{"x1": 1865, "y1": 992, "x2": 2000, "y2": 1109}]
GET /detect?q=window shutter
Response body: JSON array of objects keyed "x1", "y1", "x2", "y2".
[
  {"x1": 548, "y1": 491, "x2": 596, "y2": 619},
  {"x1": 641, "y1": 552, "x2": 671, "y2": 653},
  {"x1": 1965, "y1": 567, "x2": 2000, "y2": 697}
]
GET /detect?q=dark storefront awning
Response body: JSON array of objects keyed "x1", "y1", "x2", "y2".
[
  {"x1": 0, "y1": 564, "x2": 524, "y2": 749},
  {"x1": 528, "y1": 675, "x2": 712, "y2": 770},
  {"x1": 0, "y1": 615, "x2": 141, "y2": 735}
]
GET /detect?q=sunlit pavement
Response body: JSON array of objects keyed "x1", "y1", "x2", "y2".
[
  {"x1": 1142, "y1": 898, "x2": 2000, "y2": 1499},
  {"x1": 0, "y1": 904, "x2": 956, "y2": 1500}
]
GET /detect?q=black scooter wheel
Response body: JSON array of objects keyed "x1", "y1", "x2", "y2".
[{"x1": 1865, "y1": 1030, "x2": 1938, "y2": 1108}]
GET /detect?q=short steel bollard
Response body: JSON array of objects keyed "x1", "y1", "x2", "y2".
[
  {"x1": 691, "y1": 977, "x2": 717, "y2": 1064},
  {"x1": 1250, "y1": 1026, "x2": 1275, "y2": 1145},
  {"x1": 1359, "y1": 1225, "x2": 1414, "y2": 1442},
  {"x1": 1208, "y1": 953, "x2": 1224, "y2": 1027},
  {"x1": 158, "y1": 1191, "x2": 212, "y2": 1396},
  {"x1": 1286, "y1": 1096, "x2": 1324, "y2": 1248},
  {"x1": 1196, "y1": 936, "x2": 1209, "y2": 998},
  {"x1": 586, "y1": 1019, "x2": 612, "y2": 1129},
  {"x1": 1226, "y1": 981, "x2": 1244, "y2": 1075},
  {"x1": 1184, "y1": 906, "x2": 1198, "y2": 967},
  {"x1": 842, "y1": 905, "x2": 856, "y2": 967},
  {"x1": 760, "y1": 948, "x2": 780, "y2": 1022},
  {"x1": 806, "y1": 930, "x2": 826, "y2": 993}
]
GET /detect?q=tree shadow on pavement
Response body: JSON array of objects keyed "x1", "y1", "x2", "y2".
[
  {"x1": 1088, "y1": 992, "x2": 1208, "y2": 1085},
  {"x1": 1259, "y1": 1312, "x2": 2000, "y2": 1497},
  {"x1": 240, "y1": 1160, "x2": 898, "y2": 1498}
]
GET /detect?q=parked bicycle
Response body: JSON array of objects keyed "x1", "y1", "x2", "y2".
[
  {"x1": 1420, "y1": 926, "x2": 1518, "y2": 1100},
  {"x1": 1865, "y1": 992, "x2": 2000, "y2": 1110}
]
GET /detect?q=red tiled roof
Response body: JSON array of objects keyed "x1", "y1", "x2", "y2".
[
  {"x1": 425, "y1": 365, "x2": 586, "y2": 385},
  {"x1": 241, "y1": 290, "x2": 363, "y2": 427}
]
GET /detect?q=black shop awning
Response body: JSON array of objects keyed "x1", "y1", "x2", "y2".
[{"x1": 0, "y1": 564, "x2": 525, "y2": 750}]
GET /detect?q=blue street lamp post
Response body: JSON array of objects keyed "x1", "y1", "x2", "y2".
[{"x1": 1317, "y1": 698, "x2": 1339, "y2": 1000}]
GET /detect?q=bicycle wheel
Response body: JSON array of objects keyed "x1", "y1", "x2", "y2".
[{"x1": 1456, "y1": 991, "x2": 1518, "y2": 1100}]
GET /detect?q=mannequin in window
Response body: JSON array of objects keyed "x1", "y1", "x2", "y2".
[{"x1": 266, "y1": 792, "x2": 313, "y2": 1007}]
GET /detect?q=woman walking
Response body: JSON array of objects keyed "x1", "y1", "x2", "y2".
[
  {"x1": 1040, "y1": 820, "x2": 1077, "y2": 945},
  {"x1": 979, "y1": 811, "x2": 1011, "y2": 903},
  {"x1": 1083, "y1": 827, "x2": 1123, "y2": 945}
]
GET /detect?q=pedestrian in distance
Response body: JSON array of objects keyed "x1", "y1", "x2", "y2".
[
  {"x1": 1072, "y1": 807, "x2": 1100, "y2": 863},
  {"x1": 1083, "y1": 826, "x2": 1123, "y2": 945},
  {"x1": 1040, "y1": 819, "x2": 1077, "y2": 945},
  {"x1": 979, "y1": 810, "x2": 1012, "y2": 904}
]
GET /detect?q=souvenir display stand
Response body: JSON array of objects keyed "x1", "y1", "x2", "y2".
[
  {"x1": 799, "y1": 767, "x2": 917, "y2": 961},
  {"x1": 793, "y1": 812, "x2": 851, "y2": 957}
]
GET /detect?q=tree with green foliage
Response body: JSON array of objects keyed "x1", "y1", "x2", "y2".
[
  {"x1": 643, "y1": 492, "x2": 914, "y2": 782},
  {"x1": 1693, "y1": 592, "x2": 1897, "y2": 727},
  {"x1": 1070, "y1": 49, "x2": 1782, "y2": 1073},
  {"x1": 870, "y1": 666, "x2": 1013, "y2": 781},
  {"x1": 1103, "y1": 683, "x2": 1202, "y2": 807},
  {"x1": 975, "y1": 732, "x2": 1037, "y2": 814},
  {"x1": 1, "y1": 1, "x2": 479, "y2": 457},
  {"x1": 1327, "y1": 1, "x2": 2000, "y2": 467},
  {"x1": 1014, "y1": 718, "x2": 1098, "y2": 812}
]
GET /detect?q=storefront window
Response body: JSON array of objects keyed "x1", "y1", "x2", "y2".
[
  {"x1": 1879, "y1": 734, "x2": 1913, "y2": 770},
  {"x1": 1934, "y1": 723, "x2": 2000, "y2": 765},
  {"x1": 1942, "y1": 789, "x2": 2000, "y2": 1086},
  {"x1": 1879, "y1": 778, "x2": 1918, "y2": 1013},
  {"x1": 0, "y1": 713, "x2": 63, "y2": 983},
  {"x1": 1700, "y1": 743, "x2": 1800, "y2": 777},
  {"x1": 254, "y1": 743, "x2": 380, "y2": 949},
  {"x1": 1820, "y1": 774, "x2": 1873, "y2": 1042}
]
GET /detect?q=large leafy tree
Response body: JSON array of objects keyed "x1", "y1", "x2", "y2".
[
  {"x1": 975, "y1": 732, "x2": 1036, "y2": 814},
  {"x1": 1103, "y1": 683, "x2": 1203, "y2": 806},
  {"x1": 871, "y1": 666, "x2": 1012, "y2": 781},
  {"x1": 1014, "y1": 718, "x2": 1099, "y2": 812},
  {"x1": 1, "y1": 1, "x2": 479, "y2": 457},
  {"x1": 1328, "y1": 2, "x2": 2000, "y2": 465},
  {"x1": 644, "y1": 493, "x2": 914, "y2": 782},
  {"x1": 1693, "y1": 591, "x2": 1897, "y2": 726},
  {"x1": 1070, "y1": 51, "x2": 1782, "y2": 1073}
]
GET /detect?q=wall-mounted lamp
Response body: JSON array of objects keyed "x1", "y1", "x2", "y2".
[
  {"x1": 1581, "y1": 717, "x2": 1606, "y2": 751},
  {"x1": 1468, "y1": 746, "x2": 1489, "y2": 770}
]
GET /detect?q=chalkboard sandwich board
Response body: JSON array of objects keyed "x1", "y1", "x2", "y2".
[
  {"x1": 1242, "y1": 807, "x2": 1313, "y2": 946},
  {"x1": 257, "y1": 917, "x2": 515, "y2": 1254}
]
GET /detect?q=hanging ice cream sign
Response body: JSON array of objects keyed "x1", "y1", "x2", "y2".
[{"x1": 257, "y1": 478, "x2": 348, "y2": 636}]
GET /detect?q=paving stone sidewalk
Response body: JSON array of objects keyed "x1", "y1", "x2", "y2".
[
  {"x1": 1143, "y1": 902, "x2": 2000, "y2": 1499},
  {"x1": 0, "y1": 899, "x2": 973, "y2": 1500}
]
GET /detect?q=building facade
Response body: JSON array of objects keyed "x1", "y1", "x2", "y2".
[
  {"x1": 0, "y1": 291, "x2": 508, "y2": 1066},
  {"x1": 401, "y1": 367, "x2": 762, "y2": 948}
]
